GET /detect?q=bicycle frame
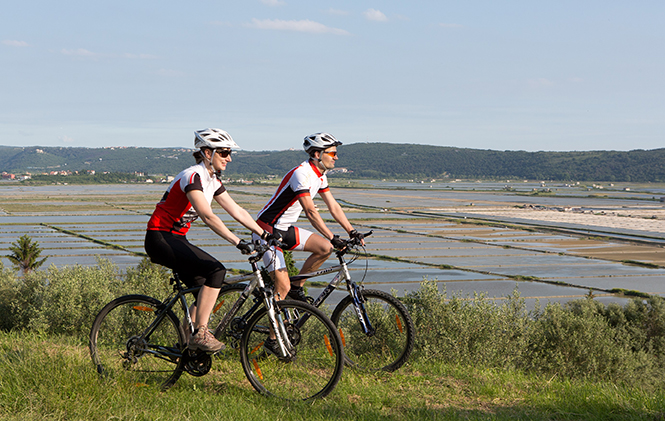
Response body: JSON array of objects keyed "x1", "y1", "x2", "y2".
[
  {"x1": 183, "y1": 250, "x2": 294, "y2": 358},
  {"x1": 292, "y1": 247, "x2": 375, "y2": 336}
]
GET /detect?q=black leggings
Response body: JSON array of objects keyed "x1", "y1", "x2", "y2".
[{"x1": 144, "y1": 230, "x2": 227, "y2": 291}]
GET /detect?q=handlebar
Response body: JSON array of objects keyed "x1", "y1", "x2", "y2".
[
  {"x1": 246, "y1": 237, "x2": 286, "y2": 263},
  {"x1": 338, "y1": 230, "x2": 372, "y2": 251},
  {"x1": 242, "y1": 230, "x2": 371, "y2": 262}
]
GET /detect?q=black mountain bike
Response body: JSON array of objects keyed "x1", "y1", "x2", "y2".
[
  {"x1": 211, "y1": 231, "x2": 415, "y2": 372},
  {"x1": 89, "y1": 239, "x2": 344, "y2": 401}
]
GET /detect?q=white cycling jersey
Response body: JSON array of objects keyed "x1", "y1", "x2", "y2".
[{"x1": 257, "y1": 160, "x2": 329, "y2": 231}]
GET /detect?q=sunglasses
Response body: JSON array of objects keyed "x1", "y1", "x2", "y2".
[
  {"x1": 323, "y1": 151, "x2": 338, "y2": 158},
  {"x1": 215, "y1": 149, "x2": 232, "y2": 158}
]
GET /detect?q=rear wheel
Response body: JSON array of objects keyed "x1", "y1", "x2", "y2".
[
  {"x1": 89, "y1": 295, "x2": 185, "y2": 389},
  {"x1": 331, "y1": 289, "x2": 415, "y2": 372},
  {"x1": 240, "y1": 300, "x2": 344, "y2": 400}
]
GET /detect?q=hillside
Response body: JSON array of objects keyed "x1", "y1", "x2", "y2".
[{"x1": 2, "y1": 144, "x2": 665, "y2": 182}]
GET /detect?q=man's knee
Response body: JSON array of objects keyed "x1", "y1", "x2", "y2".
[
  {"x1": 303, "y1": 232, "x2": 333, "y2": 255},
  {"x1": 309, "y1": 239, "x2": 334, "y2": 257}
]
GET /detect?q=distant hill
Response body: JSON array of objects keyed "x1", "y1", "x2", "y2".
[{"x1": 1, "y1": 144, "x2": 665, "y2": 182}]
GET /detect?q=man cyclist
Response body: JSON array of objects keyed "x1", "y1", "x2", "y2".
[
  {"x1": 145, "y1": 128, "x2": 274, "y2": 353},
  {"x1": 253, "y1": 132, "x2": 364, "y2": 308}
]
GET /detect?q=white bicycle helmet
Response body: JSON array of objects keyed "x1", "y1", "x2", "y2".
[
  {"x1": 194, "y1": 128, "x2": 239, "y2": 150},
  {"x1": 303, "y1": 132, "x2": 342, "y2": 154}
]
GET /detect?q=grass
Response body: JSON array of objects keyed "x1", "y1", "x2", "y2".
[{"x1": 1, "y1": 332, "x2": 664, "y2": 420}]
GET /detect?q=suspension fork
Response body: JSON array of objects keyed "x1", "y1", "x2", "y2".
[
  {"x1": 344, "y1": 266, "x2": 376, "y2": 336},
  {"x1": 245, "y1": 260, "x2": 292, "y2": 358},
  {"x1": 263, "y1": 289, "x2": 293, "y2": 357}
]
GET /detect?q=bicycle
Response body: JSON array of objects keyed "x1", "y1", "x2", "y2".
[
  {"x1": 88, "y1": 239, "x2": 344, "y2": 401},
  {"x1": 211, "y1": 231, "x2": 415, "y2": 372}
]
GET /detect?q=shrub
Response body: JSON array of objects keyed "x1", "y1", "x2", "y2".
[
  {"x1": 0, "y1": 257, "x2": 166, "y2": 339},
  {"x1": 6, "y1": 259, "x2": 122, "y2": 338},
  {"x1": 525, "y1": 299, "x2": 658, "y2": 385},
  {"x1": 2, "y1": 264, "x2": 665, "y2": 389},
  {"x1": 122, "y1": 257, "x2": 171, "y2": 298},
  {"x1": 403, "y1": 280, "x2": 530, "y2": 369},
  {"x1": 0, "y1": 262, "x2": 19, "y2": 331},
  {"x1": 405, "y1": 279, "x2": 665, "y2": 388}
]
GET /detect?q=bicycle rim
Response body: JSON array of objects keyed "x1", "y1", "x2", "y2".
[
  {"x1": 240, "y1": 300, "x2": 344, "y2": 400},
  {"x1": 89, "y1": 295, "x2": 185, "y2": 389},
  {"x1": 331, "y1": 289, "x2": 415, "y2": 372}
]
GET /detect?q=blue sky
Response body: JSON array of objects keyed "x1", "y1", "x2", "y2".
[{"x1": 1, "y1": 1, "x2": 663, "y2": 152}]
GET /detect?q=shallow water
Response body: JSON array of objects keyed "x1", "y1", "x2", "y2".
[{"x1": 2, "y1": 182, "x2": 664, "y2": 308}]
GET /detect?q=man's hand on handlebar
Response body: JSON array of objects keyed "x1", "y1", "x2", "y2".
[
  {"x1": 349, "y1": 230, "x2": 366, "y2": 246},
  {"x1": 349, "y1": 229, "x2": 372, "y2": 247}
]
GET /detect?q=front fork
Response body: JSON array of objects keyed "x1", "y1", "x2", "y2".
[
  {"x1": 345, "y1": 266, "x2": 376, "y2": 336},
  {"x1": 262, "y1": 284, "x2": 293, "y2": 358}
]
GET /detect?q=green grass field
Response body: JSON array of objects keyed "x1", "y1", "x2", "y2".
[{"x1": 1, "y1": 332, "x2": 663, "y2": 421}]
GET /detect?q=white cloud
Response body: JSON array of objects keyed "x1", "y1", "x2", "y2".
[
  {"x1": 59, "y1": 135, "x2": 75, "y2": 144},
  {"x1": 363, "y1": 9, "x2": 388, "y2": 22},
  {"x1": 261, "y1": 0, "x2": 285, "y2": 6},
  {"x1": 325, "y1": 8, "x2": 350, "y2": 16},
  {"x1": 247, "y1": 18, "x2": 350, "y2": 35},
  {"x1": 61, "y1": 48, "x2": 97, "y2": 57},
  {"x1": 439, "y1": 23, "x2": 463, "y2": 28},
  {"x1": 3, "y1": 40, "x2": 29, "y2": 47}
]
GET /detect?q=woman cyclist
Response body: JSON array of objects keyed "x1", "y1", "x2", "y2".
[{"x1": 144, "y1": 128, "x2": 273, "y2": 353}]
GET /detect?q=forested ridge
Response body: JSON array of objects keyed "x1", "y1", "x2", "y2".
[{"x1": 2, "y1": 143, "x2": 664, "y2": 182}]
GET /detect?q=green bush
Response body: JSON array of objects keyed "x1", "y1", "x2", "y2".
[
  {"x1": 122, "y1": 257, "x2": 172, "y2": 298},
  {"x1": 4, "y1": 259, "x2": 122, "y2": 337},
  {"x1": 524, "y1": 299, "x2": 656, "y2": 384},
  {"x1": 0, "y1": 262, "x2": 19, "y2": 331},
  {"x1": 2, "y1": 264, "x2": 665, "y2": 389},
  {"x1": 404, "y1": 280, "x2": 530, "y2": 369},
  {"x1": 405, "y1": 279, "x2": 665, "y2": 388},
  {"x1": 0, "y1": 257, "x2": 170, "y2": 339}
]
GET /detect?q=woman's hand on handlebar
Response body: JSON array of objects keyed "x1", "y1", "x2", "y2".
[
  {"x1": 236, "y1": 239, "x2": 255, "y2": 255},
  {"x1": 263, "y1": 231, "x2": 283, "y2": 248}
]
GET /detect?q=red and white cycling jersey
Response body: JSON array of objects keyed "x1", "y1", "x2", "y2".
[
  {"x1": 257, "y1": 160, "x2": 329, "y2": 231},
  {"x1": 147, "y1": 163, "x2": 225, "y2": 235}
]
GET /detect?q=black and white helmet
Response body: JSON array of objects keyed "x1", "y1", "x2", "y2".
[
  {"x1": 303, "y1": 132, "x2": 342, "y2": 154},
  {"x1": 194, "y1": 128, "x2": 239, "y2": 150}
]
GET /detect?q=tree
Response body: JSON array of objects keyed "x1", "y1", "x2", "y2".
[{"x1": 5, "y1": 235, "x2": 48, "y2": 275}]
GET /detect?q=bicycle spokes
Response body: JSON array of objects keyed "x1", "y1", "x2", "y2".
[{"x1": 240, "y1": 301, "x2": 344, "y2": 400}]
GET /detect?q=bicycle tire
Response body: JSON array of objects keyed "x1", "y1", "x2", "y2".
[
  {"x1": 331, "y1": 289, "x2": 415, "y2": 372},
  {"x1": 209, "y1": 283, "x2": 254, "y2": 352},
  {"x1": 89, "y1": 294, "x2": 185, "y2": 390},
  {"x1": 240, "y1": 299, "x2": 344, "y2": 400}
]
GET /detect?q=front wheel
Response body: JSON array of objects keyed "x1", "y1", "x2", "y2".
[
  {"x1": 331, "y1": 289, "x2": 415, "y2": 372},
  {"x1": 240, "y1": 299, "x2": 344, "y2": 400},
  {"x1": 89, "y1": 295, "x2": 185, "y2": 389}
]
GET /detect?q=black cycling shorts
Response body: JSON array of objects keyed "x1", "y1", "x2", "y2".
[{"x1": 144, "y1": 230, "x2": 227, "y2": 290}]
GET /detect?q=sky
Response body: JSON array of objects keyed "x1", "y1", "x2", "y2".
[{"x1": 1, "y1": 1, "x2": 664, "y2": 152}]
